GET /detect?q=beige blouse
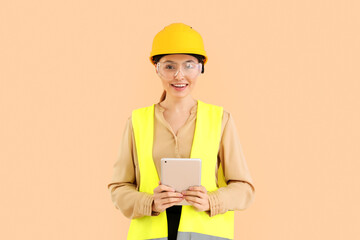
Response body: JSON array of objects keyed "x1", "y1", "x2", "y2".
[{"x1": 108, "y1": 102, "x2": 255, "y2": 219}]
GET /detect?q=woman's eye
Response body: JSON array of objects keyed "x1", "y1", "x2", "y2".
[
  {"x1": 185, "y1": 63, "x2": 195, "y2": 69},
  {"x1": 165, "y1": 65, "x2": 175, "y2": 70}
]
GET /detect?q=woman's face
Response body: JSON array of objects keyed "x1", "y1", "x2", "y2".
[{"x1": 156, "y1": 54, "x2": 201, "y2": 100}]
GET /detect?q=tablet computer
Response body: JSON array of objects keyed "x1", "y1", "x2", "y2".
[{"x1": 161, "y1": 158, "x2": 201, "y2": 205}]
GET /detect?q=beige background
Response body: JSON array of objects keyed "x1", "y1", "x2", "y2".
[{"x1": 1, "y1": 0, "x2": 359, "y2": 239}]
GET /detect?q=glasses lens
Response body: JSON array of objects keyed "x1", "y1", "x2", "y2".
[
  {"x1": 158, "y1": 62, "x2": 178, "y2": 79},
  {"x1": 157, "y1": 62, "x2": 201, "y2": 80},
  {"x1": 182, "y1": 62, "x2": 201, "y2": 78}
]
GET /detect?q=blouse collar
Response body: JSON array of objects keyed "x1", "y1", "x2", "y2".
[{"x1": 155, "y1": 101, "x2": 198, "y2": 114}]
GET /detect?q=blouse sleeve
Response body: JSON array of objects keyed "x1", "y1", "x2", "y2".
[
  {"x1": 107, "y1": 117, "x2": 155, "y2": 219},
  {"x1": 207, "y1": 112, "x2": 255, "y2": 217}
]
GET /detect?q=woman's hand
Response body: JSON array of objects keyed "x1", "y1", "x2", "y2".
[
  {"x1": 152, "y1": 182, "x2": 184, "y2": 213},
  {"x1": 182, "y1": 185, "x2": 210, "y2": 212}
]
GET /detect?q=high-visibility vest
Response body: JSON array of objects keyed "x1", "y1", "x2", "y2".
[{"x1": 128, "y1": 100, "x2": 234, "y2": 240}]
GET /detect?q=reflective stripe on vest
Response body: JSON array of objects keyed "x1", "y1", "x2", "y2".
[{"x1": 128, "y1": 100, "x2": 234, "y2": 240}]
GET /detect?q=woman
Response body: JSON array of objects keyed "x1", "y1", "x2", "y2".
[{"x1": 108, "y1": 23, "x2": 255, "y2": 240}]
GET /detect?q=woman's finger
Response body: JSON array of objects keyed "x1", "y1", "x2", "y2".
[
  {"x1": 188, "y1": 186, "x2": 207, "y2": 193},
  {"x1": 182, "y1": 190, "x2": 206, "y2": 199},
  {"x1": 154, "y1": 184, "x2": 176, "y2": 193},
  {"x1": 185, "y1": 197, "x2": 209, "y2": 212},
  {"x1": 153, "y1": 196, "x2": 183, "y2": 212},
  {"x1": 158, "y1": 191, "x2": 183, "y2": 200},
  {"x1": 184, "y1": 196, "x2": 203, "y2": 204},
  {"x1": 161, "y1": 196, "x2": 184, "y2": 205},
  {"x1": 161, "y1": 200, "x2": 183, "y2": 210}
]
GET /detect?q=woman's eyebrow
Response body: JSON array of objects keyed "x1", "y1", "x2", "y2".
[{"x1": 162, "y1": 60, "x2": 196, "y2": 63}]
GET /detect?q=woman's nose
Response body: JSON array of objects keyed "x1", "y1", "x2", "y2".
[{"x1": 174, "y1": 69, "x2": 185, "y2": 80}]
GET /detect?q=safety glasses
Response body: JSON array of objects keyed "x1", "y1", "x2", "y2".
[{"x1": 156, "y1": 61, "x2": 202, "y2": 80}]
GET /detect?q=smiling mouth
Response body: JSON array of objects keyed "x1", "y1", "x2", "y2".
[{"x1": 171, "y1": 83, "x2": 188, "y2": 88}]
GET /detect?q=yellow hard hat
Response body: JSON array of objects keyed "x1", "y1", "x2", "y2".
[{"x1": 150, "y1": 23, "x2": 208, "y2": 65}]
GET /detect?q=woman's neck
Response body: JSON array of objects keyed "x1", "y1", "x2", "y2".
[{"x1": 160, "y1": 95, "x2": 197, "y2": 113}]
